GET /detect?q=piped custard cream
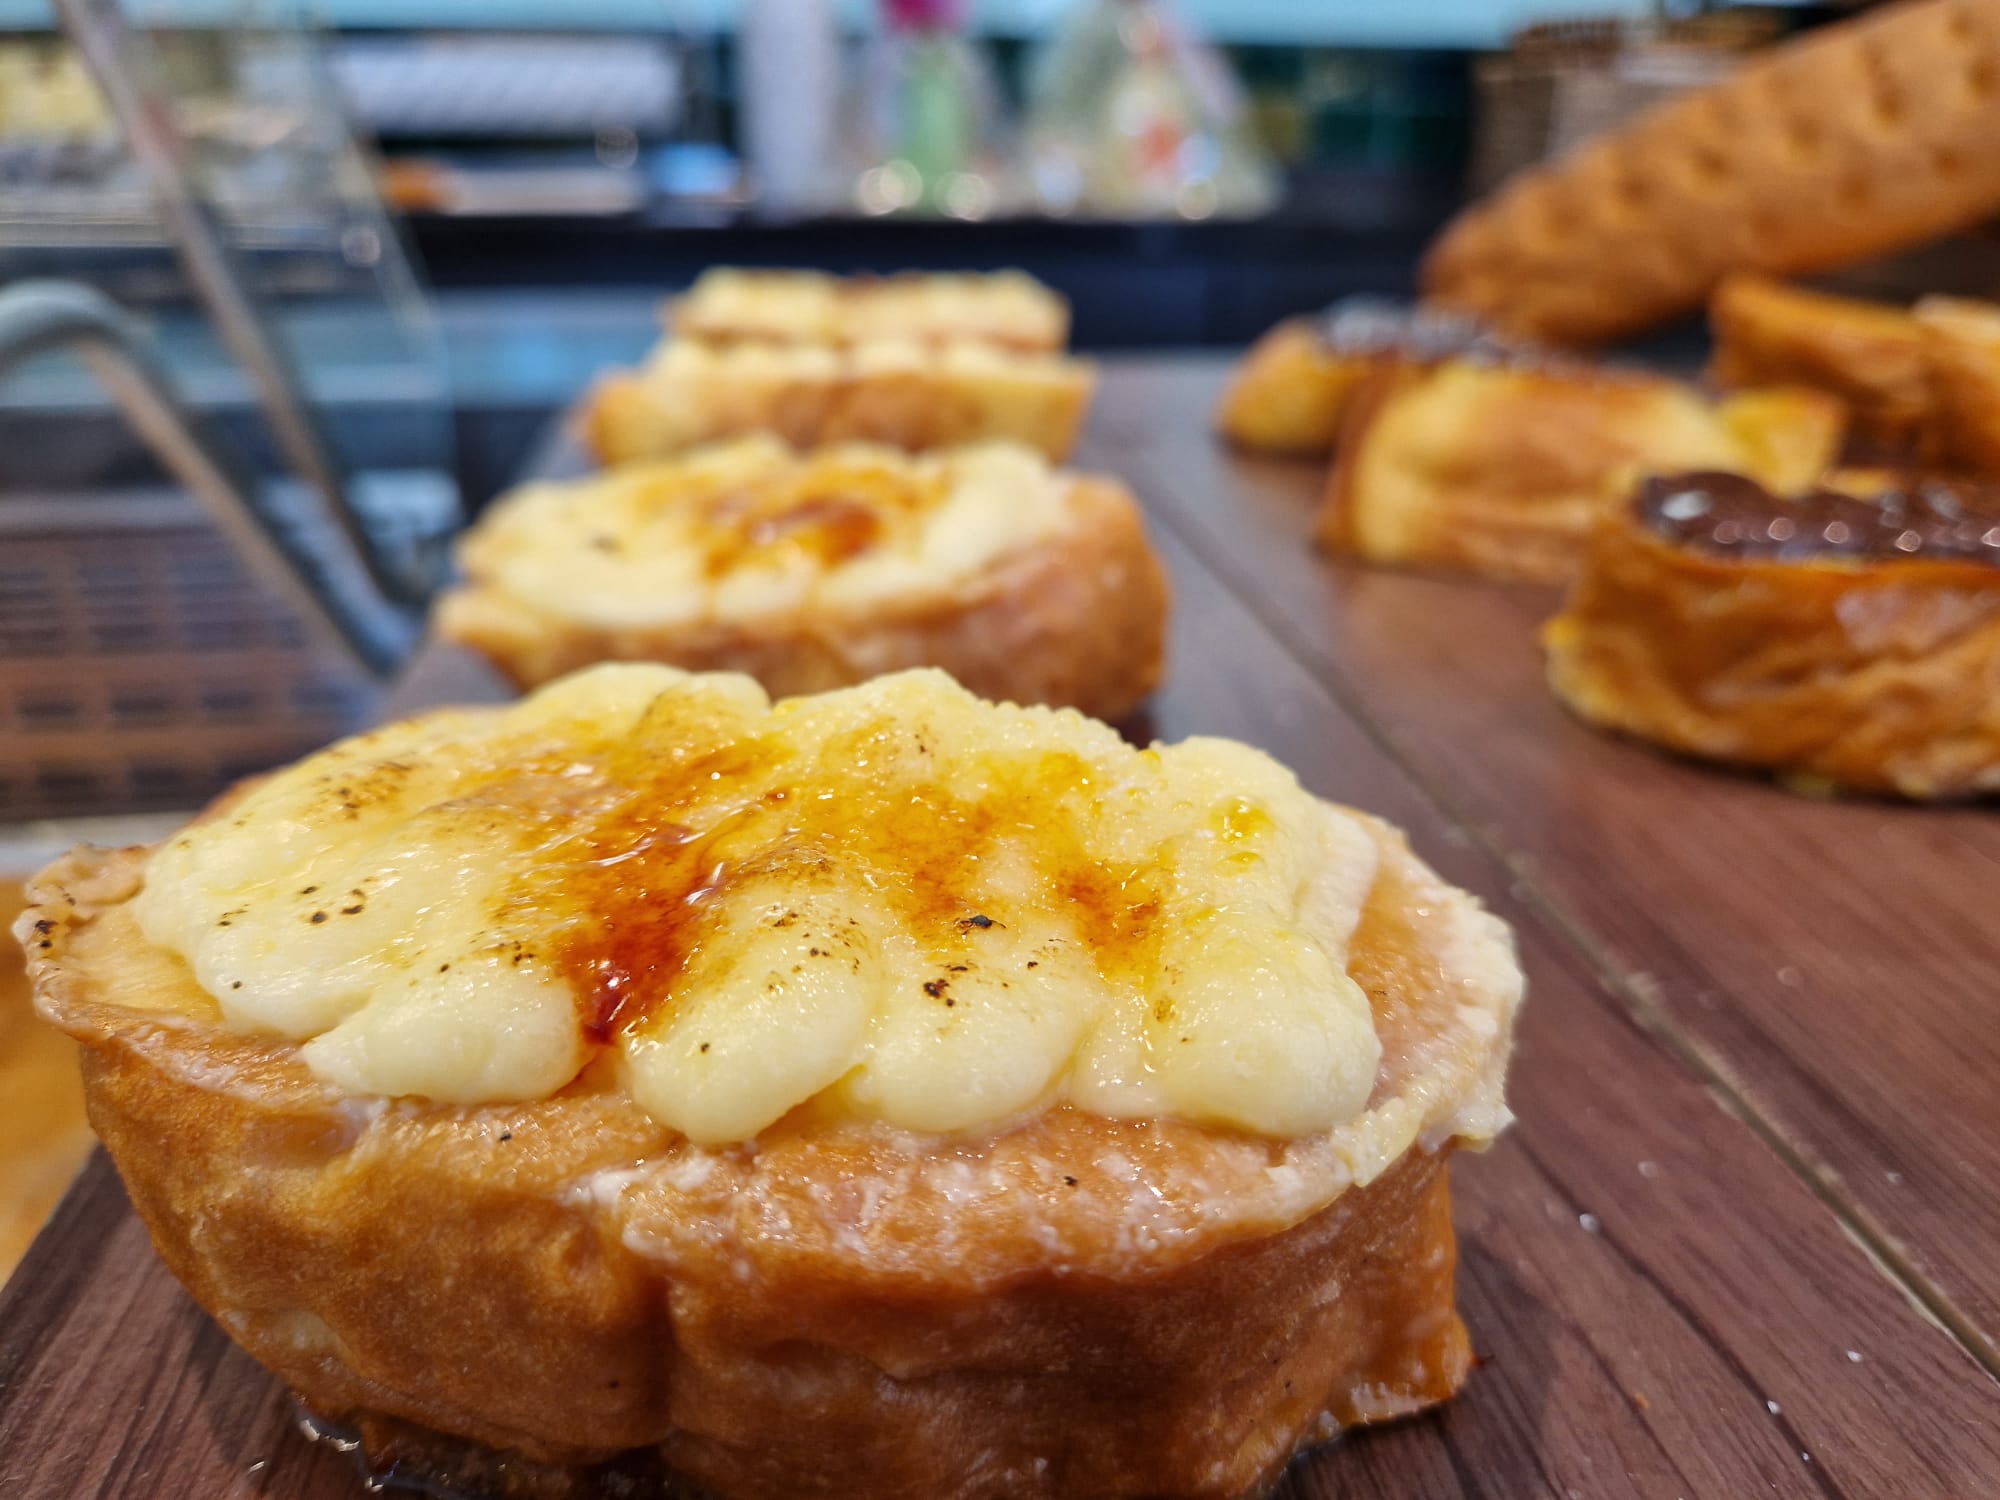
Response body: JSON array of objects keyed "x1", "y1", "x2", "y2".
[
  {"x1": 679, "y1": 268, "x2": 1068, "y2": 350},
  {"x1": 136, "y1": 666, "x2": 1385, "y2": 1145},
  {"x1": 457, "y1": 436, "x2": 1070, "y2": 631}
]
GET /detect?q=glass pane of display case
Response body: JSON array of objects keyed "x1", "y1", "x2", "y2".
[{"x1": 0, "y1": 0, "x2": 452, "y2": 818}]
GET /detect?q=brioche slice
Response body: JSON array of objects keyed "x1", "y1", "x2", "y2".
[
  {"x1": 1316, "y1": 355, "x2": 1846, "y2": 585},
  {"x1": 671, "y1": 268, "x2": 1070, "y2": 353},
  {"x1": 437, "y1": 436, "x2": 1168, "y2": 721},
  {"x1": 582, "y1": 338, "x2": 1095, "y2": 466},
  {"x1": 21, "y1": 663, "x2": 1520, "y2": 1498},
  {"x1": 1423, "y1": 0, "x2": 2000, "y2": 344},
  {"x1": 1214, "y1": 303, "x2": 1508, "y2": 457},
  {"x1": 1546, "y1": 471, "x2": 2000, "y2": 797}
]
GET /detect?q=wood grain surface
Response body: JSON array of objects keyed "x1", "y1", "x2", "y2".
[
  {"x1": 1094, "y1": 358, "x2": 2000, "y2": 1374},
  {"x1": 3, "y1": 360, "x2": 1997, "y2": 1498}
]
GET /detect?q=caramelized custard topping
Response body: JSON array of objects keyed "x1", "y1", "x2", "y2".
[
  {"x1": 1639, "y1": 471, "x2": 2000, "y2": 565},
  {"x1": 135, "y1": 666, "x2": 1389, "y2": 1143},
  {"x1": 458, "y1": 438, "x2": 1071, "y2": 630},
  {"x1": 678, "y1": 268, "x2": 1067, "y2": 350}
]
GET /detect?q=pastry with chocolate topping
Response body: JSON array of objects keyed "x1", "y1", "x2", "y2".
[
  {"x1": 1547, "y1": 471, "x2": 2000, "y2": 797},
  {"x1": 1640, "y1": 471, "x2": 2000, "y2": 564}
]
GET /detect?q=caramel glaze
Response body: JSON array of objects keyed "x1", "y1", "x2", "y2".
[
  {"x1": 539, "y1": 712, "x2": 1164, "y2": 1047},
  {"x1": 691, "y1": 462, "x2": 934, "y2": 578},
  {"x1": 1638, "y1": 470, "x2": 2000, "y2": 565}
]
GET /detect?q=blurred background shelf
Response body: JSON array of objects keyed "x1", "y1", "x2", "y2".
[
  {"x1": 0, "y1": 0, "x2": 1646, "y2": 48},
  {"x1": 0, "y1": 0, "x2": 1937, "y2": 839}
]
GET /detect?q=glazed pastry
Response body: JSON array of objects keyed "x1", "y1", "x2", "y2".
[
  {"x1": 1707, "y1": 274, "x2": 1938, "y2": 460},
  {"x1": 1423, "y1": 0, "x2": 2000, "y2": 344},
  {"x1": 581, "y1": 337, "x2": 1096, "y2": 466},
  {"x1": 436, "y1": 436, "x2": 1169, "y2": 721},
  {"x1": 1707, "y1": 276, "x2": 2000, "y2": 471},
  {"x1": 671, "y1": 268, "x2": 1070, "y2": 353},
  {"x1": 1545, "y1": 471, "x2": 2000, "y2": 797},
  {"x1": 21, "y1": 664, "x2": 1523, "y2": 1500},
  {"x1": 1213, "y1": 302, "x2": 1505, "y2": 457},
  {"x1": 1316, "y1": 355, "x2": 1847, "y2": 584},
  {"x1": 1914, "y1": 295, "x2": 2000, "y2": 476}
]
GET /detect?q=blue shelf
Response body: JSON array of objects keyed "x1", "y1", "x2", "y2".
[{"x1": 0, "y1": 0, "x2": 1644, "y2": 48}]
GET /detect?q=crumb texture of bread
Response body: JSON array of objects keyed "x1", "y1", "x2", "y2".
[
  {"x1": 435, "y1": 437, "x2": 1169, "y2": 719},
  {"x1": 1317, "y1": 357, "x2": 1846, "y2": 584},
  {"x1": 1423, "y1": 0, "x2": 2000, "y2": 344},
  {"x1": 1546, "y1": 507, "x2": 2000, "y2": 797}
]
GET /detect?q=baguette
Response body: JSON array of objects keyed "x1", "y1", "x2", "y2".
[{"x1": 1424, "y1": 0, "x2": 2000, "y2": 345}]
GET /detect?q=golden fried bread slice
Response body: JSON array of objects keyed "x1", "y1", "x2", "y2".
[
  {"x1": 437, "y1": 437, "x2": 1169, "y2": 721},
  {"x1": 1707, "y1": 274, "x2": 1936, "y2": 460},
  {"x1": 23, "y1": 665, "x2": 1522, "y2": 1498},
  {"x1": 1423, "y1": 0, "x2": 2000, "y2": 344},
  {"x1": 1915, "y1": 294, "x2": 2000, "y2": 476},
  {"x1": 1317, "y1": 355, "x2": 1846, "y2": 584},
  {"x1": 1215, "y1": 303, "x2": 1510, "y2": 458}
]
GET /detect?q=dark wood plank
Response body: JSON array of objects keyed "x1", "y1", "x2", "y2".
[
  {"x1": 4, "y1": 505, "x2": 1997, "y2": 1498},
  {"x1": 1144, "y1": 525, "x2": 2000, "y2": 1499},
  {"x1": 1095, "y1": 356, "x2": 2000, "y2": 1373},
  {"x1": 0, "y1": 1158, "x2": 368, "y2": 1499}
]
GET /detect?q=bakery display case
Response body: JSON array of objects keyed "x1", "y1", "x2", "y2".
[{"x1": 0, "y1": 0, "x2": 460, "y2": 826}]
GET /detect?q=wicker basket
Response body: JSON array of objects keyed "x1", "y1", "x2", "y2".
[
  {"x1": 0, "y1": 488, "x2": 380, "y2": 819},
  {"x1": 1470, "y1": 14, "x2": 1781, "y2": 193}
]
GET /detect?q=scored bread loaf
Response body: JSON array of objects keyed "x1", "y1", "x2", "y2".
[{"x1": 1424, "y1": 0, "x2": 2000, "y2": 345}]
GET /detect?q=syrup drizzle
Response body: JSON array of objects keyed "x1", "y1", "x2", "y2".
[{"x1": 533, "y1": 716, "x2": 1166, "y2": 1049}]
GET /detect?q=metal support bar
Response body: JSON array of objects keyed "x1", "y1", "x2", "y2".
[
  {"x1": 0, "y1": 280, "x2": 404, "y2": 678},
  {"x1": 50, "y1": 0, "x2": 424, "y2": 608}
]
